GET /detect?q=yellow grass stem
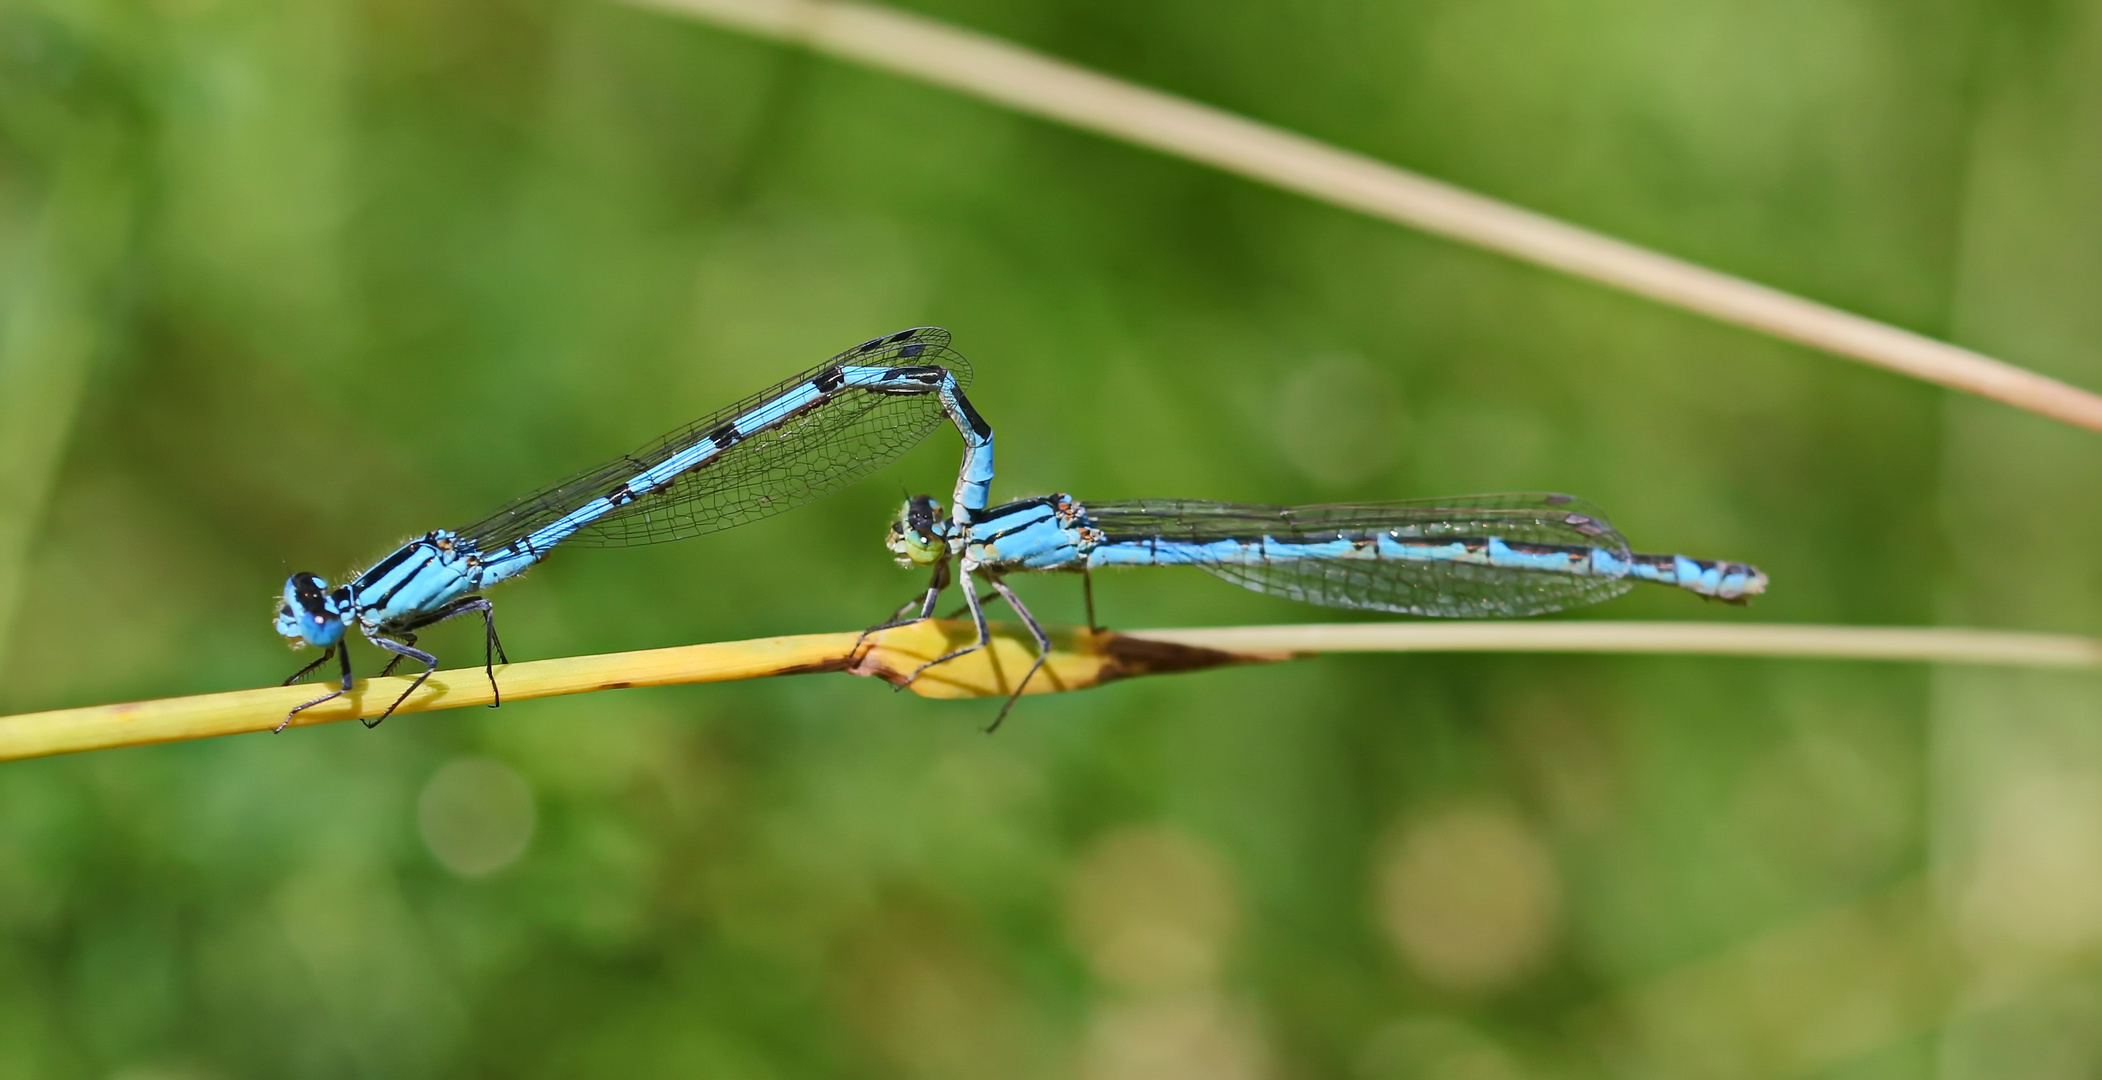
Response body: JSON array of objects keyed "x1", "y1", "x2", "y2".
[
  {"x1": 619, "y1": 0, "x2": 2102, "y2": 434},
  {"x1": 2, "y1": 620, "x2": 2095, "y2": 764},
  {"x1": 0, "y1": 621, "x2": 1236, "y2": 763},
  {"x1": 0, "y1": 630, "x2": 856, "y2": 763}
]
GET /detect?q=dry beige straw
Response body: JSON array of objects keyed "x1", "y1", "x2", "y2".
[
  {"x1": 622, "y1": 0, "x2": 2102, "y2": 434},
  {"x1": 1133, "y1": 622, "x2": 2102, "y2": 667}
]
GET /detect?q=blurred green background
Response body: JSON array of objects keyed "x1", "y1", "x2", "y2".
[{"x1": 4, "y1": 0, "x2": 2102, "y2": 1075}]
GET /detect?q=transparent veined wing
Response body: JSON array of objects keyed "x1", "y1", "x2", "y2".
[
  {"x1": 1081, "y1": 493, "x2": 1635, "y2": 617},
  {"x1": 458, "y1": 328, "x2": 969, "y2": 551}
]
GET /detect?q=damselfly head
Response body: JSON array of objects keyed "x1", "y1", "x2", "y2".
[
  {"x1": 275, "y1": 572, "x2": 347, "y2": 648},
  {"x1": 887, "y1": 495, "x2": 947, "y2": 567}
]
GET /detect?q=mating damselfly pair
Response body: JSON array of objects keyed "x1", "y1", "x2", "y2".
[{"x1": 275, "y1": 327, "x2": 1766, "y2": 729}]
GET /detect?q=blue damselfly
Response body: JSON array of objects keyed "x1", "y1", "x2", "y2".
[
  {"x1": 882, "y1": 491, "x2": 1765, "y2": 727},
  {"x1": 276, "y1": 328, "x2": 992, "y2": 730}
]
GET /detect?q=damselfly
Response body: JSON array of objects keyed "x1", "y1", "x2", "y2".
[
  {"x1": 882, "y1": 491, "x2": 1766, "y2": 727},
  {"x1": 276, "y1": 328, "x2": 993, "y2": 730}
]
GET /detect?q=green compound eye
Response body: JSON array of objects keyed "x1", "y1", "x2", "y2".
[
  {"x1": 900, "y1": 528, "x2": 944, "y2": 565},
  {"x1": 886, "y1": 501, "x2": 947, "y2": 566}
]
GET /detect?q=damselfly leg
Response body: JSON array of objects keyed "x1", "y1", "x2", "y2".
[
  {"x1": 984, "y1": 576, "x2": 1050, "y2": 733},
  {"x1": 373, "y1": 596, "x2": 507, "y2": 704},
  {"x1": 896, "y1": 565, "x2": 1053, "y2": 733},
  {"x1": 902, "y1": 563, "x2": 995, "y2": 687},
  {"x1": 851, "y1": 560, "x2": 953, "y2": 664},
  {"x1": 943, "y1": 592, "x2": 998, "y2": 619},
  {"x1": 281, "y1": 647, "x2": 336, "y2": 687},
  {"x1": 278, "y1": 646, "x2": 353, "y2": 733},
  {"x1": 367, "y1": 636, "x2": 439, "y2": 729}
]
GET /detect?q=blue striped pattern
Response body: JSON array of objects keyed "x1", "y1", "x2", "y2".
[
  {"x1": 885, "y1": 491, "x2": 1764, "y2": 638},
  {"x1": 881, "y1": 490, "x2": 1766, "y2": 731},
  {"x1": 878, "y1": 490, "x2": 1763, "y2": 732},
  {"x1": 933, "y1": 493, "x2": 1765, "y2": 617},
  {"x1": 274, "y1": 328, "x2": 990, "y2": 730}
]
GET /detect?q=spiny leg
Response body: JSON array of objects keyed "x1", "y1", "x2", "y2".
[
  {"x1": 885, "y1": 559, "x2": 953, "y2": 628},
  {"x1": 902, "y1": 563, "x2": 993, "y2": 687},
  {"x1": 277, "y1": 646, "x2": 353, "y2": 733},
  {"x1": 376, "y1": 596, "x2": 506, "y2": 705},
  {"x1": 478, "y1": 599, "x2": 509, "y2": 705},
  {"x1": 984, "y1": 577, "x2": 1051, "y2": 734},
  {"x1": 378, "y1": 634, "x2": 418, "y2": 679},
  {"x1": 281, "y1": 646, "x2": 335, "y2": 686},
  {"x1": 367, "y1": 635, "x2": 440, "y2": 728},
  {"x1": 1082, "y1": 568, "x2": 1098, "y2": 633},
  {"x1": 903, "y1": 559, "x2": 954, "y2": 621},
  {"x1": 854, "y1": 560, "x2": 952, "y2": 661},
  {"x1": 943, "y1": 592, "x2": 998, "y2": 619}
]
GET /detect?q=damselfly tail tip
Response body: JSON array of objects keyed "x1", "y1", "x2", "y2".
[{"x1": 1714, "y1": 561, "x2": 1769, "y2": 604}]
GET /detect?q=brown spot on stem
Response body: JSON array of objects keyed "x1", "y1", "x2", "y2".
[
  {"x1": 776, "y1": 655, "x2": 861, "y2": 678},
  {"x1": 1092, "y1": 631, "x2": 1264, "y2": 684}
]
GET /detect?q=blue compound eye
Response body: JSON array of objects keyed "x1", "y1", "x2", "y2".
[{"x1": 276, "y1": 572, "x2": 347, "y2": 647}]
